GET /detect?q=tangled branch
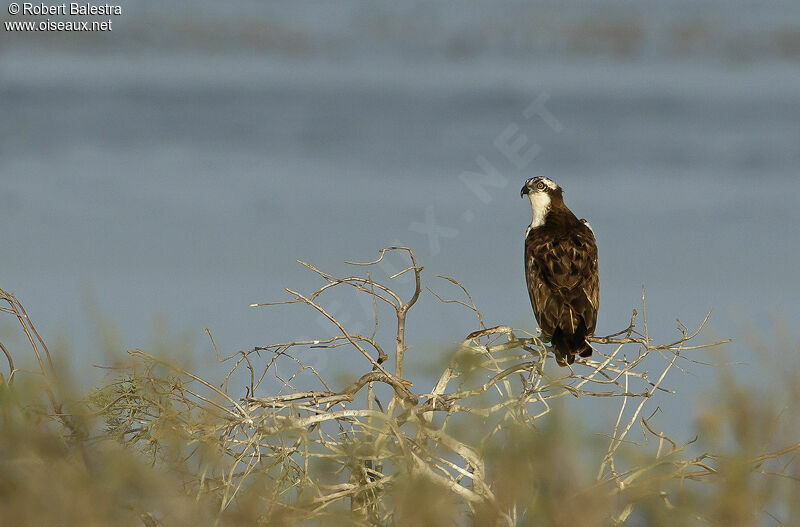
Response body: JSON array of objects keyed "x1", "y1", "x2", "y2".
[{"x1": 86, "y1": 247, "x2": 749, "y2": 525}]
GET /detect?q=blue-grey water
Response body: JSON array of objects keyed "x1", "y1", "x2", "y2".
[{"x1": 2, "y1": 1, "x2": 799, "y2": 436}]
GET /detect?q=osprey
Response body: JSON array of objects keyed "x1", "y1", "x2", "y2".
[{"x1": 521, "y1": 176, "x2": 599, "y2": 366}]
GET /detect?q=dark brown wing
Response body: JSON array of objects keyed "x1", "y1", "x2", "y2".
[{"x1": 525, "y1": 220, "x2": 598, "y2": 338}]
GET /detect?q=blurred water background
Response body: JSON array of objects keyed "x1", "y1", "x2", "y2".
[{"x1": 2, "y1": 1, "x2": 799, "y2": 427}]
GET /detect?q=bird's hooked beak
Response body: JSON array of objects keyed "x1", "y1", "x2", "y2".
[{"x1": 520, "y1": 183, "x2": 530, "y2": 198}]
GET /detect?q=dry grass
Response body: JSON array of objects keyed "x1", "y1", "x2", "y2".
[{"x1": 1, "y1": 249, "x2": 798, "y2": 526}]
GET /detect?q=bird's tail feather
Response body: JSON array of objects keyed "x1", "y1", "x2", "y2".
[{"x1": 550, "y1": 324, "x2": 592, "y2": 366}]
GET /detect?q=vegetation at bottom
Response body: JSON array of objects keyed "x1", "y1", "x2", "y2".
[{"x1": 1, "y1": 248, "x2": 798, "y2": 526}]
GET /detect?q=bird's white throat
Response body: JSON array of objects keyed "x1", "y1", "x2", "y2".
[{"x1": 527, "y1": 192, "x2": 551, "y2": 232}]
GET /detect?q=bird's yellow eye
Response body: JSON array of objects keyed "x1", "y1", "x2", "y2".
[{"x1": 536, "y1": 182, "x2": 545, "y2": 190}]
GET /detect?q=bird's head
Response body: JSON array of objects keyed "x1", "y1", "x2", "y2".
[
  {"x1": 521, "y1": 176, "x2": 563, "y2": 228},
  {"x1": 520, "y1": 176, "x2": 560, "y2": 198}
]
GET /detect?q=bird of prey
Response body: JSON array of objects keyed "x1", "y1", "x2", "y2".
[{"x1": 521, "y1": 176, "x2": 599, "y2": 366}]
